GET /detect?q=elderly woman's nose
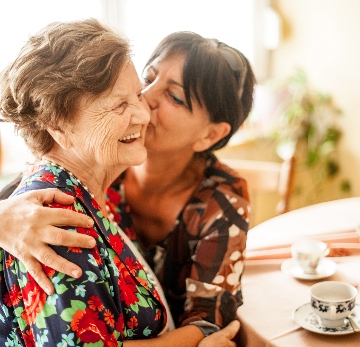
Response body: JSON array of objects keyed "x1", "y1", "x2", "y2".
[{"x1": 131, "y1": 102, "x2": 150, "y2": 124}]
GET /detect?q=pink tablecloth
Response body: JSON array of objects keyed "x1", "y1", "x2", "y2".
[
  {"x1": 235, "y1": 198, "x2": 360, "y2": 346},
  {"x1": 236, "y1": 256, "x2": 360, "y2": 347}
]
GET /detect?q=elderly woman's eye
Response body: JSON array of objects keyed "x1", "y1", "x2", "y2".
[{"x1": 113, "y1": 102, "x2": 127, "y2": 113}]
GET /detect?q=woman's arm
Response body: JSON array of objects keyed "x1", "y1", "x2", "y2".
[
  {"x1": 123, "y1": 320, "x2": 239, "y2": 347},
  {"x1": 0, "y1": 189, "x2": 95, "y2": 294}
]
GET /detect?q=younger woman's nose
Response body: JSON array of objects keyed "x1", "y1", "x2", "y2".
[{"x1": 141, "y1": 84, "x2": 158, "y2": 110}]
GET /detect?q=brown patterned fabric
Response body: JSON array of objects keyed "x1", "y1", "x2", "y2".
[{"x1": 116, "y1": 154, "x2": 250, "y2": 335}]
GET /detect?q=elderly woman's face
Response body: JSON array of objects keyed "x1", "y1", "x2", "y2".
[{"x1": 67, "y1": 61, "x2": 150, "y2": 170}]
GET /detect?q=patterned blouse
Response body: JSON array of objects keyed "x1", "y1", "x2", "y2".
[
  {"x1": 115, "y1": 154, "x2": 250, "y2": 336},
  {"x1": 0, "y1": 163, "x2": 167, "y2": 346}
]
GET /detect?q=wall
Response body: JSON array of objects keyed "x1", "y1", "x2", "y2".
[{"x1": 271, "y1": 0, "x2": 360, "y2": 198}]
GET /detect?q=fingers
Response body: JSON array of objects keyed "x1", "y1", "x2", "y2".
[
  {"x1": 43, "y1": 226, "x2": 96, "y2": 248},
  {"x1": 222, "y1": 320, "x2": 241, "y2": 339},
  {"x1": 36, "y1": 246, "x2": 83, "y2": 279},
  {"x1": 21, "y1": 245, "x2": 84, "y2": 295},
  {"x1": 36, "y1": 188, "x2": 76, "y2": 205},
  {"x1": 24, "y1": 258, "x2": 55, "y2": 295},
  {"x1": 32, "y1": 189, "x2": 94, "y2": 228}
]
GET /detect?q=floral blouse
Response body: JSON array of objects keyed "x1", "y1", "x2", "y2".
[
  {"x1": 0, "y1": 163, "x2": 166, "y2": 346},
  {"x1": 115, "y1": 154, "x2": 250, "y2": 336}
]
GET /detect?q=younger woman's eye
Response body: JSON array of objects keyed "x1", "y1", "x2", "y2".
[
  {"x1": 170, "y1": 93, "x2": 186, "y2": 106},
  {"x1": 142, "y1": 76, "x2": 152, "y2": 86}
]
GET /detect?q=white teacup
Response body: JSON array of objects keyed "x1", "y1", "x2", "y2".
[
  {"x1": 310, "y1": 281, "x2": 357, "y2": 327},
  {"x1": 291, "y1": 240, "x2": 329, "y2": 274}
]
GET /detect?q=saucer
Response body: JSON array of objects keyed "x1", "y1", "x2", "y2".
[
  {"x1": 281, "y1": 258, "x2": 336, "y2": 280},
  {"x1": 292, "y1": 303, "x2": 360, "y2": 335}
]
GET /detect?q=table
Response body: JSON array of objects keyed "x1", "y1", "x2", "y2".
[
  {"x1": 246, "y1": 197, "x2": 360, "y2": 260},
  {"x1": 235, "y1": 197, "x2": 360, "y2": 346}
]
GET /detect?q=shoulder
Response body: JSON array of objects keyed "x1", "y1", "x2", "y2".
[
  {"x1": 11, "y1": 163, "x2": 74, "y2": 197},
  {"x1": 197, "y1": 154, "x2": 249, "y2": 206},
  {"x1": 181, "y1": 155, "x2": 250, "y2": 234}
]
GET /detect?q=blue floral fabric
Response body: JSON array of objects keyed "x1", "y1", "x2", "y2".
[{"x1": 0, "y1": 163, "x2": 166, "y2": 346}]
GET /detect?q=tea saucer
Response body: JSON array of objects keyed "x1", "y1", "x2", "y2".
[
  {"x1": 292, "y1": 303, "x2": 360, "y2": 335},
  {"x1": 281, "y1": 258, "x2": 336, "y2": 280}
]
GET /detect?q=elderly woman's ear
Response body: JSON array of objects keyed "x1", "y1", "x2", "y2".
[{"x1": 47, "y1": 126, "x2": 72, "y2": 150}]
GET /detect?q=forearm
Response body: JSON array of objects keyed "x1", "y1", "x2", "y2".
[{"x1": 123, "y1": 325, "x2": 204, "y2": 347}]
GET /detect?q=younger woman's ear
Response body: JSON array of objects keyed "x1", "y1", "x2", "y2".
[
  {"x1": 47, "y1": 126, "x2": 72, "y2": 150},
  {"x1": 193, "y1": 122, "x2": 231, "y2": 152}
]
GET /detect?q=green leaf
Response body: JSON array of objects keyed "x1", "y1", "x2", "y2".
[
  {"x1": 137, "y1": 286, "x2": 150, "y2": 295},
  {"x1": 84, "y1": 342, "x2": 104, "y2": 347},
  {"x1": 35, "y1": 312, "x2": 46, "y2": 328},
  {"x1": 135, "y1": 293, "x2": 150, "y2": 308},
  {"x1": 43, "y1": 303, "x2": 57, "y2": 317},
  {"x1": 60, "y1": 307, "x2": 78, "y2": 322},
  {"x1": 130, "y1": 303, "x2": 139, "y2": 314},
  {"x1": 19, "y1": 261, "x2": 27, "y2": 273},
  {"x1": 103, "y1": 218, "x2": 110, "y2": 230},
  {"x1": 60, "y1": 300, "x2": 86, "y2": 322},
  {"x1": 143, "y1": 326, "x2": 152, "y2": 336},
  {"x1": 341, "y1": 180, "x2": 351, "y2": 192},
  {"x1": 56, "y1": 284, "x2": 68, "y2": 294},
  {"x1": 306, "y1": 150, "x2": 319, "y2": 166}
]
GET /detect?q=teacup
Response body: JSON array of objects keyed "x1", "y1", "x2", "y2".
[
  {"x1": 310, "y1": 281, "x2": 357, "y2": 327},
  {"x1": 291, "y1": 240, "x2": 329, "y2": 274}
]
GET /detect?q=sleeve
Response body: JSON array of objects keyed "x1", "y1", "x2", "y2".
[
  {"x1": 1, "y1": 179, "x2": 125, "y2": 345},
  {"x1": 179, "y1": 177, "x2": 250, "y2": 336}
]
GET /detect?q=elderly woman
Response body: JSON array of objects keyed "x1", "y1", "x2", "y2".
[{"x1": 0, "y1": 18, "x2": 169, "y2": 346}]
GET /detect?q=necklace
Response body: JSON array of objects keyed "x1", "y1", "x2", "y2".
[{"x1": 42, "y1": 158, "x2": 94, "y2": 198}]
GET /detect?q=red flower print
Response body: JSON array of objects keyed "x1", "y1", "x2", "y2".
[
  {"x1": 88, "y1": 295, "x2": 104, "y2": 312},
  {"x1": 104, "y1": 309, "x2": 115, "y2": 328},
  {"x1": 108, "y1": 234, "x2": 124, "y2": 254},
  {"x1": 21, "y1": 281, "x2": 47, "y2": 325},
  {"x1": 39, "y1": 173, "x2": 56, "y2": 183},
  {"x1": 78, "y1": 226, "x2": 98, "y2": 240},
  {"x1": 3, "y1": 283, "x2": 22, "y2": 307},
  {"x1": 106, "y1": 188, "x2": 122, "y2": 207},
  {"x1": 155, "y1": 309, "x2": 162, "y2": 321},
  {"x1": 115, "y1": 313, "x2": 125, "y2": 337},
  {"x1": 92, "y1": 199, "x2": 101, "y2": 210},
  {"x1": 22, "y1": 328, "x2": 35, "y2": 347},
  {"x1": 5, "y1": 254, "x2": 14, "y2": 268},
  {"x1": 70, "y1": 308, "x2": 108, "y2": 343},
  {"x1": 74, "y1": 185, "x2": 83, "y2": 200},
  {"x1": 49, "y1": 203, "x2": 76, "y2": 212},
  {"x1": 127, "y1": 316, "x2": 138, "y2": 330},
  {"x1": 104, "y1": 334, "x2": 118, "y2": 347},
  {"x1": 119, "y1": 282, "x2": 138, "y2": 306},
  {"x1": 42, "y1": 264, "x2": 55, "y2": 278},
  {"x1": 68, "y1": 247, "x2": 83, "y2": 253},
  {"x1": 91, "y1": 247, "x2": 103, "y2": 265},
  {"x1": 124, "y1": 257, "x2": 138, "y2": 276}
]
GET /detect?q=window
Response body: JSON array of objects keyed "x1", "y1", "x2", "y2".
[{"x1": 0, "y1": 0, "x2": 268, "y2": 179}]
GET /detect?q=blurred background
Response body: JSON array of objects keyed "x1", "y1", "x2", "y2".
[{"x1": 0, "y1": 0, "x2": 359, "y2": 226}]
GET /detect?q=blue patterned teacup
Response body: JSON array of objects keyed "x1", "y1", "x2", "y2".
[{"x1": 310, "y1": 281, "x2": 357, "y2": 327}]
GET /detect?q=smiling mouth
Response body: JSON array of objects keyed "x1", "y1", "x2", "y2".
[{"x1": 119, "y1": 132, "x2": 141, "y2": 143}]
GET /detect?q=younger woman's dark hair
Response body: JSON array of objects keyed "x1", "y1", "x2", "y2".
[{"x1": 143, "y1": 31, "x2": 256, "y2": 152}]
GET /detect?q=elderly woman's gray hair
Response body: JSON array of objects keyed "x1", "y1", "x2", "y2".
[{"x1": 0, "y1": 18, "x2": 131, "y2": 158}]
